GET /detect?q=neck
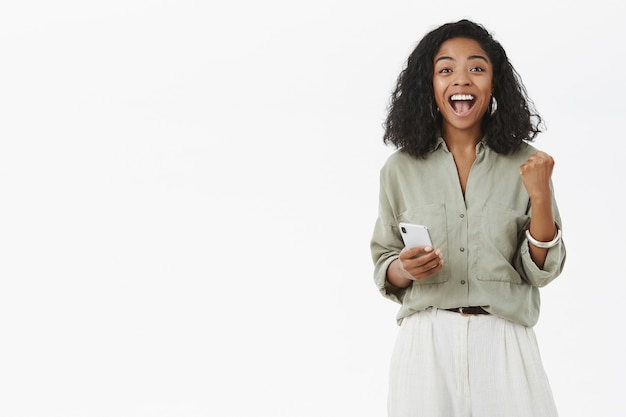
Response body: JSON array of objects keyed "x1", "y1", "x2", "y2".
[{"x1": 441, "y1": 126, "x2": 482, "y2": 152}]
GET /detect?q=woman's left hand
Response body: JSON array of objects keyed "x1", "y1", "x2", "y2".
[{"x1": 520, "y1": 151, "x2": 554, "y2": 200}]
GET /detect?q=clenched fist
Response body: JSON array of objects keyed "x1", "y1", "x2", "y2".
[{"x1": 520, "y1": 151, "x2": 554, "y2": 201}]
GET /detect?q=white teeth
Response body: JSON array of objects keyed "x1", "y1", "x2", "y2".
[{"x1": 451, "y1": 94, "x2": 475, "y2": 101}]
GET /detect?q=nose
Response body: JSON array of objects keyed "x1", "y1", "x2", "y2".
[{"x1": 453, "y1": 73, "x2": 471, "y2": 86}]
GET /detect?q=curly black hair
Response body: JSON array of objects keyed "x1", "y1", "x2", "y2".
[{"x1": 383, "y1": 19, "x2": 544, "y2": 157}]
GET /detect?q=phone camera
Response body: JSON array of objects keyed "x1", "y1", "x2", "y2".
[{"x1": 401, "y1": 226, "x2": 406, "y2": 233}]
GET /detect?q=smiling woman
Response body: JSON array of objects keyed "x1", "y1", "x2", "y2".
[
  {"x1": 383, "y1": 20, "x2": 543, "y2": 159},
  {"x1": 433, "y1": 38, "x2": 494, "y2": 149},
  {"x1": 371, "y1": 19, "x2": 566, "y2": 417}
]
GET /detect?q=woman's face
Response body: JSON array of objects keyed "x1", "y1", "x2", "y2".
[{"x1": 433, "y1": 37, "x2": 493, "y2": 136}]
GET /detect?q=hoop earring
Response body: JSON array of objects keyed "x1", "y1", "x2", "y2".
[{"x1": 490, "y1": 96, "x2": 498, "y2": 116}]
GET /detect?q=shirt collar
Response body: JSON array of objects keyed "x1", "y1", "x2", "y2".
[
  {"x1": 434, "y1": 135, "x2": 487, "y2": 154},
  {"x1": 434, "y1": 136, "x2": 448, "y2": 153}
]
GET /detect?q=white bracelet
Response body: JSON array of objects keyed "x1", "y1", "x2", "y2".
[{"x1": 525, "y1": 224, "x2": 561, "y2": 249}]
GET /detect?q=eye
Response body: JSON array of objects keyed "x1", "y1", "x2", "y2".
[
  {"x1": 470, "y1": 66, "x2": 485, "y2": 72},
  {"x1": 438, "y1": 68, "x2": 452, "y2": 74}
]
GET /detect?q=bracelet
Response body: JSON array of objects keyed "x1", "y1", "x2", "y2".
[{"x1": 525, "y1": 224, "x2": 561, "y2": 249}]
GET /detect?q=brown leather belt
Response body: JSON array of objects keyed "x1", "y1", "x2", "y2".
[{"x1": 445, "y1": 306, "x2": 490, "y2": 316}]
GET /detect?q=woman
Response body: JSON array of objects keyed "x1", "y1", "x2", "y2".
[{"x1": 370, "y1": 20, "x2": 566, "y2": 417}]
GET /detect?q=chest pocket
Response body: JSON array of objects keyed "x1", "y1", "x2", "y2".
[
  {"x1": 476, "y1": 203, "x2": 529, "y2": 283},
  {"x1": 398, "y1": 203, "x2": 450, "y2": 285}
]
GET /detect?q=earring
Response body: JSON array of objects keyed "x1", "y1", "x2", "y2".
[{"x1": 490, "y1": 96, "x2": 498, "y2": 116}]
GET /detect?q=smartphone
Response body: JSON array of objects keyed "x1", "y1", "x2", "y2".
[{"x1": 399, "y1": 222, "x2": 433, "y2": 249}]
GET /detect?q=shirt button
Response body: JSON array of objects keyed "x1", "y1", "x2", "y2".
[
  {"x1": 459, "y1": 214, "x2": 465, "y2": 218},
  {"x1": 460, "y1": 280, "x2": 466, "y2": 285},
  {"x1": 460, "y1": 247, "x2": 465, "y2": 252}
]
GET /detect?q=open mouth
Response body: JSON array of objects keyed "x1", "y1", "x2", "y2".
[{"x1": 449, "y1": 94, "x2": 475, "y2": 114}]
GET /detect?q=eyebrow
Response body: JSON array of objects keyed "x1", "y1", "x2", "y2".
[{"x1": 435, "y1": 54, "x2": 490, "y2": 64}]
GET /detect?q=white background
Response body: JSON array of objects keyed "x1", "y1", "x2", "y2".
[{"x1": 1, "y1": 1, "x2": 624, "y2": 416}]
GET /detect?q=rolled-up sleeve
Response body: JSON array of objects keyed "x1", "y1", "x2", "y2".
[
  {"x1": 516, "y1": 187, "x2": 567, "y2": 287},
  {"x1": 518, "y1": 237, "x2": 566, "y2": 287},
  {"x1": 371, "y1": 218, "x2": 406, "y2": 303},
  {"x1": 370, "y1": 171, "x2": 407, "y2": 304}
]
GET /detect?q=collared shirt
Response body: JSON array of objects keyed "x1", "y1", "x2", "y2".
[{"x1": 370, "y1": 137, "x2": 566, "y2": 327}]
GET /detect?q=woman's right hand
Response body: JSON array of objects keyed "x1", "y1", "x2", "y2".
[{"x1": 387, "y1": 246, "x2": 444, "y2": 288}]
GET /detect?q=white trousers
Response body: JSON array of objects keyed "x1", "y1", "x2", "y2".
[{"x1": 388, "y1": 308, "x2": 558, "y2": 417}]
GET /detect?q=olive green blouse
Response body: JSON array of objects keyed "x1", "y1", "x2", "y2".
[{"x1": 370, "y1": 137, "x2": 566, "y2": 327}]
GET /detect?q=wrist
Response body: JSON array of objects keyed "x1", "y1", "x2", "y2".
[
  {"x1": 386, "y1": 259, "x2": 413, "y2": 288},
  {"x1": 528, "y1": 192, "x2": 552, "y2": 205}
]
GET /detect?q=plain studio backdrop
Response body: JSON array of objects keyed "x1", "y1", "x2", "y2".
[{"x1": 0, "y1": 1, "x2": 623, "y2": 416}]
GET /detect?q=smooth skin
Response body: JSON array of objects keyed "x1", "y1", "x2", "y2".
[{"x1": 387, "y1": 38, "x2": 555, "y2": 288}]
